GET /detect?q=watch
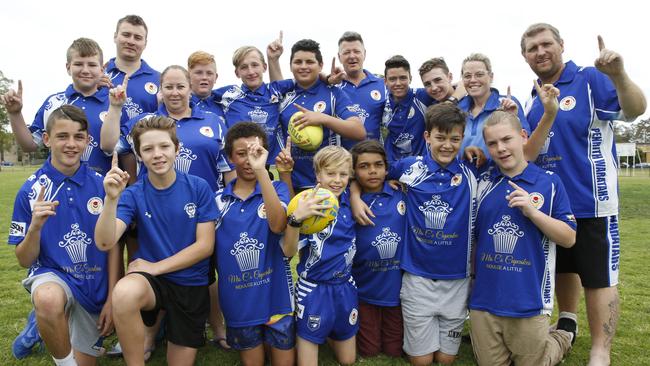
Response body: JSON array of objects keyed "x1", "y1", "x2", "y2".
[
  {"x1": 287, "y1": 214, "x2": 303, "y2": 228},
  {"x1": 445, "y1": 96, "x2": 459, "y2": 104}
]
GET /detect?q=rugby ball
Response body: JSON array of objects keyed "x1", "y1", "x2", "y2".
[
  {"x1": 288, "y1": 112, "x2": 323, "y2": 151},
  {"x1": 287, "y1": 188, "x2": 339, "y2": 234}
]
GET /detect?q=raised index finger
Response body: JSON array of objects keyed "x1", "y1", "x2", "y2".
[
  {"x1": 279, "y1": 30, "x2": 283, "y2": 44},
  {"x1": 17, "y1": 80, "x2": 23, "y2": 97},
  {"x1": 533, "y1": 79, "x2": 542, "y2": 95},
  {"x1": 112, "y1": 152, "x2": 119, "y2": 168},
  {"x1": 331, "y1": 57, "x2": 336, "y2": 74},
  {"x1": 293, "y1": 103, "x2": 308, "y2": 112},
  {"x1": 506, "y1": 85, "x2": 512, "y2": 100},
  {"x1": 597, "y1": 35, "x2": 605, "y2": 51},
  {"x1": 122, "y1": 74, "x2": 130, "y2": 89},
  {"x1": 507, "y1": 180, "x2": 523, "y2": 191},
  {"x1": 37, "y1": 185, "x2": 45, "y2": 202},
  {"x1": 285, "y1": 135, "x2": 292, "y2": 151}
]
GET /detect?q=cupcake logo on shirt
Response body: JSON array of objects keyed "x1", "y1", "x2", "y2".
[
  {"x1": 248, "y1": 107, "x2": 269, "y2": 125},
  {"x1": 144, "y1": 82, "x2": 158, "y2": 95},
  {"x1": 175, "y1": 143, "x2": 197, "y2": 173},
  {"x1": 372, "y1": 227, "x2": 401, "y2": 259},
  {"x1": 59, "y1": 223, "x2": 91, "y2": 264},
  {"x1": 230, "y1": 232, "x2": 265, "y2": 272},
  {"x1": 488, "y1": 215, "x2": 524, "y2": 254},
  {"x1": 419, "y1": 195, "x2": 453, "y2": 230},
  {"x1": 124, "y1": 98, "x2": 144, "y2": 119},
  {"x1": 184, "y1": 203, "x2": 196, "y2": 218},
  {"x1": 395, "y1": 133, "x2": 413, "y2": 155}
]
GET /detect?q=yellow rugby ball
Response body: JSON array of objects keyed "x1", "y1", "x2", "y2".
[
  {"x1": 288, "y1": 111, "x2": 323, "y2": 151},
  {"x1": 287, "y1": 188, "x2": 339, "y2": 234}
]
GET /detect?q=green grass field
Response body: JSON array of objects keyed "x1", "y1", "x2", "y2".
[{"x1": 1, "y1": 166, "x2": 648, "y2": 365}]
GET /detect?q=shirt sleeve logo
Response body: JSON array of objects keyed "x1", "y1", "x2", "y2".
[
  {"x1": 184, "y1": 202, "x2": 197, "y2": 218},
  {"x1": 10, "y1": 221, "x2": 26, "y2": 237},
  {"x1": 559, "y1": 96, "x2": 576, "y2": 111},
  {"x1": 144, "y1": 82, "x2": 158, "y2": 95},
  {"x1": 87, "y1": 197, "x2": 104, "y2": 215}
]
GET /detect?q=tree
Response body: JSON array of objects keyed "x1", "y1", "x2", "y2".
[
  {"x1": 630, "y1": 118, "x2": 650, "y2": 144},
  {"x1": 0, "y1": 70, "x2": 14, "y2": 170}
]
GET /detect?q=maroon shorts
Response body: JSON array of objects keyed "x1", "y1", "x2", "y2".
[{"x1": 356, "y1": 301, "x2": 403, "y2": 357}]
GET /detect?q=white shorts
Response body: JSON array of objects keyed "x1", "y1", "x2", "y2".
[
  {"x1": 400, "y1": 273, "x2": 469, "y2": 356},
  {"x1": 23, "y1": 272, "x2": 104, "y2": 357}
]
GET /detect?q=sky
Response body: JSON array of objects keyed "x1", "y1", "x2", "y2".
[{"x1": 1, "y1": 0, "x2": 648, "y2": 125}]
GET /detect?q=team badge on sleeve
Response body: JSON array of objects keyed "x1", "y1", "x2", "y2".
[
  {"x1": 370, "y1": 90, "x2": 381, "y2": 101},
  {"x1": 87, "y1": 197, "x2": 103, "y2": 215},
  {"x1": 10, "y1": 221, "x2": 26, "y2": 237},
  {"x1": 145, "y1": 82, "x2": 158, "y2": 95},
  {"x1": 199, "y1": 126, "x2": 214, "y2": 138},
  {"x1": 559, "y1": 96, "x2": 576, "y2": 111},
  {"x1": 184, "y1": 203, "x2": 197, "y2": 218},
  {"x1": 529, "y1": 192, "x2": 544, "y2": 209},
  {"x1": 314, "y1": 101, "x2": 326, "y2": 113}
]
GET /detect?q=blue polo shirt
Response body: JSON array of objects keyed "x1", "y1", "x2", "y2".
[
  {"x1": 9, "y1": 160, "x2": 108, "y2": 314},
  {"x1": 213, "y1": 80, "x2": 294, "y2": 164},
  {"x1": 191, "y1": 94, "x2": 225, "y2": 118},
  {"x1": 470, "y1": 163, "x2": 576, "y2": 318},
  {"x1": 353, "y1": 183, "x2": 406, "y2": 307},
  {"x1": 116, "y1": 171, "x2": 218, "y2": 286},
  {"x1": 278, "y1": 79, "x2": 359, "y2": 189},
  {"x1": 335, "y1": 70, "x2": 387, "y2": 149},
  {"x1": 297, "y1": 191, "x2": 356, "y2": 283},
  {"x1": 458, "y1": 88, "x2": 530, "y2": 158},
  {"x1": 105, "y1": 58, "x2": 160, "y2": 118},
  {"x1": 120, "y1": 104, "x2": 231, "y2": 192},
  {"x1": 215, "y1": 180, "x2": 293, "y2": 327},
  {"x1": 382, "y1": 88, "x2": 435, "y2": 163},
  {"x1": 388, "y1": 154, "x2": 477, "y2": 279},
  {"x1": 525, "y1": 61, "x2": 624, "y2": 218},
  {"x1": 29, "y1": 85, "x2": 118, "y2": 175}
]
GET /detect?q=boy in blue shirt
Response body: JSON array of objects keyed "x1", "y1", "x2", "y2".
[
  {"x1": 280, "y1": 146, "x2": 358, "y2": 366},
  {"x1": 8, "y1": 105, "x2": 118, "y2": 366},
  {"x1": 470, "y1": 110, "x2": 576, "y2": 366},
  {"x1": 95, "y1": 115, "x2": 218, "y2": 365},
  {"x1": 350, "y1": 140, "x2": 406, "y2": 358},
  {"x1": 215, "y1": 122, "x2": 295, "y2": 366}
]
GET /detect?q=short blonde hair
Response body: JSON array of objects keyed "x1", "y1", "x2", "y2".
[
  {"x1": 188, "y1": 51, "x2": 216, "y2": 70},
  {"x1": 461, "y1": 53, "x2": 492, "y2": 74},
  {"x1": 232, "y1": 46, "x2": 266, "y2": 68},
  {"x1": 313, "y1": 146, "x2": 352, "y2": 174},
  {"x1": 483, "y1": 110, "x2": 522, "y2": 137}
]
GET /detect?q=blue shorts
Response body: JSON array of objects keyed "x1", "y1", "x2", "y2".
[
  {"x1": 227, "y1": 314, "x2": 295, "y2": 351},
  {"x1": 295, "y1": 277, "x2": 359, "y2": 344}
]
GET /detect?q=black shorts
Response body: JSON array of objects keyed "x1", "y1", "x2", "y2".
[
  {"x1": 134, "y1": 272, "x2": 210, "y2": 348},
  {"x1": 556, "y1": 216, "x2": 620, "y2": 288}
]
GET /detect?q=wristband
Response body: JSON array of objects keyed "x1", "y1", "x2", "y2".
[{"x1": 287, "y1": 214, "x2": 302, "y2": 228}]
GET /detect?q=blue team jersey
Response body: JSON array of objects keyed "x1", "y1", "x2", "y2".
[
  {"x1": 116, "y1": 171, "x2": 219, "y2": 286},
  {"x1": 525, "y1": 61, "x2": 624, "y2": 218},
  {"x1": 190, "y1": 94, "x2": 226, "y2": 117},
  {"x1": 388, "y1": 154, "x2": 477, "y2": 279},
  {"x1": 457, "y1": 88, "x2": 530, "y2": 158},
  {"x1": 214, "y1": 180, "x2": 294, "y2": 327},
  {"x1": 335, "y1": 70, "x2": 387, "y2": 149},
  {"x1": 296, "y1": 192, "x2": 356, "y2": 283},
  {"x1": 382, "y1": 88, "x2": 435, "y2": 163},
  {"x1": 470, "y1": 163, "x2": 576, "y2": 318},
  {"x1": 214, "y1": 81, "x2": 294, "y2": 164},
  {"x1": 278, "y1": 79, "x2": 359, "y2": 189},
  {"x1": 29, "y1": 85, "x2": 118, "y2": 174},
  {"x1": 119, "y1": 104, "x2": 231, "y2": 192},
  {"x1": 352, "y1": 183, "x2": 406, "y2": 306},
  {"x1": 9, "y1": 160, "x2": 108, "y2": 314},
  {"x1": 105, "y1": 58, "x2": 160, "y2": 118}
]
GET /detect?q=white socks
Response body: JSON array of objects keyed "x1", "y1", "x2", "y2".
[{"x1": 53, "y1": 350, "x2": 77, "y2": 366}]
